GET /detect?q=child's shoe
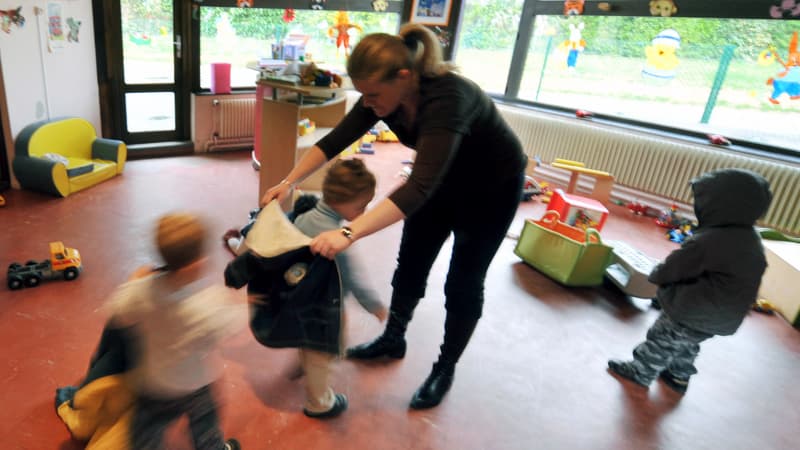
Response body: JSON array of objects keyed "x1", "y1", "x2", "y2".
[
  {"x1": 224, "y1": 438, "x2": 241, "y2": 450},
  {"x1": 55, "y1": 385, "x2": 78, "y2": 411},
  {"x1": 303, "y1": 393, "x2": 348, "y2": 419},
  {"x1": 607, "y1": 360, "x2": 650, "y2": 388},
  {"x1": 659, "y1": 371, "x2": 689, "y2": 394}
]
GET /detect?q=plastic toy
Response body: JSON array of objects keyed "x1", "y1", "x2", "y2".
[
  {"x1": 575, "y1": 109, "x2": 593, "y2": 118},
  {"x1": 627, "y1": 201, "x2": 651, "y2": 216},
  {"x1": 377, "y1": 129, "x2": 399, "y2": 142},
  {"x1": 357, "y1": 142, "x2": 375, "y2": 154},
  {"x1": 0, "y1": 194, "x2": 5, "y2": 206},
  {"x1": 655, "y1": 204, "x2": 694, "y2": 230},
  {"x1": 7, "y1": 242, "x2": 83, "y2": 290},
  {"x1": 708, "y1": 134, "x2": 731, "y2": 146},
  {"x1": 668, "y1": 224, "x2": 694, "y2": 243},
  {"x1": 298, "y1": 118, "x2": 316, "y2": 136},
  {"x1": 752, "y1": 298, "x2": 778, "y2": 314},
  {"x1": 521, "y1": 175, "x2": 542, "y2": 201}
]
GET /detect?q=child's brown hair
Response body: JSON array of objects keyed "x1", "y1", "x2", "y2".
[
  {"x1": 156, "y1": 212, "x2": 207, "y2": 270},
  {"x1": 322, "y1": 159, "x2": 376, "y2": 205}
]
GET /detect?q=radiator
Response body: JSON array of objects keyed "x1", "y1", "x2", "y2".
[
  {"x1": 206, "y1": 98, "x2": 256, "y2": 151},
  {"x1": 497, "y1": 104, "x2": 800, "y2": 235}
]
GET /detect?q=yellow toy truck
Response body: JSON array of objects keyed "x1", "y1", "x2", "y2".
[{"x1": 7, "y1": 242, "x2": 83, "y2": 290}]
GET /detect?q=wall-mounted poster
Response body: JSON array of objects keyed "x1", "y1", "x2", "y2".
[{"x1": 410, "y1": 0, "x2": 453, "y2": 26}]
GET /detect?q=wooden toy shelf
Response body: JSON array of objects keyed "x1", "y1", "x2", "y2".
[{"x1": 256, "y1": 79, "x2": 346, "y2": 209}]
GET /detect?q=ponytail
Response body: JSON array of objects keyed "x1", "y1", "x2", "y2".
[{"x1": 347, "y1": 23, "x2": 456, "y2": 82}]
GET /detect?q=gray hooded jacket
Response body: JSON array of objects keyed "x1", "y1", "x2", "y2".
[{"x1": 648, "y1": 168, "x2": 773, "y2": 336}]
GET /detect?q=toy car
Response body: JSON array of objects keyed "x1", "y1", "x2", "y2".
[{"x1": 7, "y1": 242, "x2": 83, "y2": 290}]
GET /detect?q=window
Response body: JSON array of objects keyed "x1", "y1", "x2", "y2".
[
  {"x1": 453, "y1": 1, "x2": 800, "y2": 156},
  {"x1": 197, "y1": 6, "x2": 401, "y2": 90}
]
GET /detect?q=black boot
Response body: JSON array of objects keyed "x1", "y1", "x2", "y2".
[
  {"x1": 347, "y1": 294, "x2": 420, "y2": 360},
  {"x1": 409, "y1": 361, "x2": 455, "y2": 409},
  {"x1": 409, "y1": 311, "x2": 480, "y2": 409}
]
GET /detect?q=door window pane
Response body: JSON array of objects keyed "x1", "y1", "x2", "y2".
[
  {"x1": 125, "y1": 92, "x2": 175, "y2": 132},
  {"x1": 521, "y1": 15, "x2": 800, "y2": 153},
  {"x1": 121, "y1": 0, "x2": 175, "y2": 84}
]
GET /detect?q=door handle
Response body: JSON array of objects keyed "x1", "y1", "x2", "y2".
[{"x1": 174, "y1": 34, "x2": 182, "y2": 59}]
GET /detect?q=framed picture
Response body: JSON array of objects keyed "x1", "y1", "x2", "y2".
[{"x1": 410, "y1": 0, "x2": 453, "y2": 27}]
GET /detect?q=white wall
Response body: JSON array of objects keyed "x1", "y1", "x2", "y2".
[{"x1": 0, "y1": 1, "x2": 99, "y2": 187}]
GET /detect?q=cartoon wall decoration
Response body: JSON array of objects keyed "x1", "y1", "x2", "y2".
[
  {"x1": 48, "y1": 2, "x2": 65, "y2": 50},
  {"x1": 0, "y1": 6, "x2": 25, "y2": 33},
  {"x1": 372, "y1": 0, "x2": 389, "y2": 12},
  {"x1": 559, "y1": 22, "x2": 586, "y2": 70},
  {"x1": 642, "y1": 29, "x2": 681, "y2": 80},
  {"x1": 650, "y1": 0, "x2": 678, "y2": 17},
  {"x1": 770, "y1": 0, "x2": 800, "y2": 18},
  {"x1": 766, "y1": 31, "x2": 800, "y2": 104},
  {"x1": 563, "y1": 0, "x2": 585, "y2": 16},
  {"x1": 66, "y1": 17, "x2": 80, "y2": 43},
  {"x1": 328, "y1": 11, "x2": 362, "y2": 57}
]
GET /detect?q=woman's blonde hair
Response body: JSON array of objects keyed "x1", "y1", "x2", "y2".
[
  {"x1": 347, "y1": 23, "x2": 456, "y2": 82},
  {"x1": 156, "y1": 212, "x2": 207, "y2": 270},
  {"x1": 322, "y1": 159, "x2": 376, "y2": 205}
]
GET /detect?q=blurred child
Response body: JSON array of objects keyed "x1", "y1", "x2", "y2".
[
  {"x1": 290, "y1": 158, "x2": 387, "y2": 418},
  {"x1": 105, "y1": 212, "x2": 244, "y2": 449},
  {"x1": 608, "y1": 168, "x2": 772, "y2": 394}
]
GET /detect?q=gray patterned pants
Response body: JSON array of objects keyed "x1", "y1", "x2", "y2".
[{"x1": 628, "y1": 313, "x2": 713, "y2": 384}]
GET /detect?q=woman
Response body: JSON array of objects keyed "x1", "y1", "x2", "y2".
[{"x1": 261, "y1": 23, "x2": 527, "y2": 409}]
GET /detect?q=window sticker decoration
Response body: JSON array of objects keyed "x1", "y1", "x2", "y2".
[
  {"x1": 372, "y1": 0, "x2": 388, "y2": 12},
  {"x1": 47, "y1": 2, "x2": 64, "y2": 50},
  {"x1": 770, "y1": 0, "x2": 800, "y2": 18},
  {"x1": 328, "y1": 11, "x2": 362, "y2": 58},
  {"x1": 649, "y1": 0, "x2": 678, "y2": 17},
  {"x1": 237, "y1": 0, "x2": 253, "y2": 7},
  {"x1": 563, "y1": 0, "x2": 585, "y2": 16},
  {"x1": 642, "y1": 29, "x2": 681, "y2": 80},
  {"x1": 766, "y1": 31, "x2": 800, "y2": 105},
  {"x1": 0, "y1": 6, "x2": 25, "y2": 33},
  {"x1": 558, "y1": 22, "x2": 586, "y2": 70},
  {"x1": 310, "y1": 0, "x2": 326, "y2": 10},
  {"x1": 66, "y1": 17, "x2": 80, "y2": 43}
]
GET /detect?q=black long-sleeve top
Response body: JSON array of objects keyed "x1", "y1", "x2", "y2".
[{"x1": 316, "y1": 72, "x2": 528, "y2": 216}]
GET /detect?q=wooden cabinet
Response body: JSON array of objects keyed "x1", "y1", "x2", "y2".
[{"x1": 257, "y1": 80, "x2": 346, "y2": 209}]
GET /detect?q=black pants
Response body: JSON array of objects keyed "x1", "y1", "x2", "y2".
[
  {"x1": 391, "y1": 170, "x2": 523, "y2": 324},
  {"x1": 130, "y1": 384, "x2": 225, "y2": 450}
]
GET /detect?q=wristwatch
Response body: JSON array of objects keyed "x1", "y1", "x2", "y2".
[{"x1": 340, "y1": 226, "x2": 353, "y2": 240}]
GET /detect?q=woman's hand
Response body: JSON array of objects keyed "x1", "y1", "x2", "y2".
[
  {"x1": 310, "y1": 229, "x2": 352, "y2": 259},
  {"x1": 260, "y1": 180, "x2": 292, "y2": 207}
]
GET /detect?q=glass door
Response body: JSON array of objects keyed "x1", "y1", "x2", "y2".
[{"x1": 117, "y1": 0, "x2": 186, "y2": 144}]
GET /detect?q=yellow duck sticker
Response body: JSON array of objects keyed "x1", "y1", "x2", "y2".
[{"x1": 642, "y1": 29, "x2": 681, "y2": 80}]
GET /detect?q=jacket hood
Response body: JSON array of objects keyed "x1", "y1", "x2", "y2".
[{"x1": 691, "y1": 168, "x2": 772, "y2": 227}]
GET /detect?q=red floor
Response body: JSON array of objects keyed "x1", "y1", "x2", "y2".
[{"x1": 1, "y1": 146, "x2": 798, "y2": 450}]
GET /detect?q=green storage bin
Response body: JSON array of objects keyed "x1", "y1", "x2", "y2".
[{"x1": 514, "y1": 211, "x2": 614, "y2": 286}]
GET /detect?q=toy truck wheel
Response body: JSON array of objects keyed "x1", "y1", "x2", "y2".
[
  {"x1": 25, "y1": 275, "x2": 41, "y2": 288},
  {"x1": 63, "y1": 268, "x2": 79, "y2": 281},
  {"x1": 8, "y1": 277, "x2": 23, "y2": 290}
]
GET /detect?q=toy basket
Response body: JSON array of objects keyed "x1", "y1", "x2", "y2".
[{"x1": 514, "y1": 210, "x2": 614, "y2": 286}]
